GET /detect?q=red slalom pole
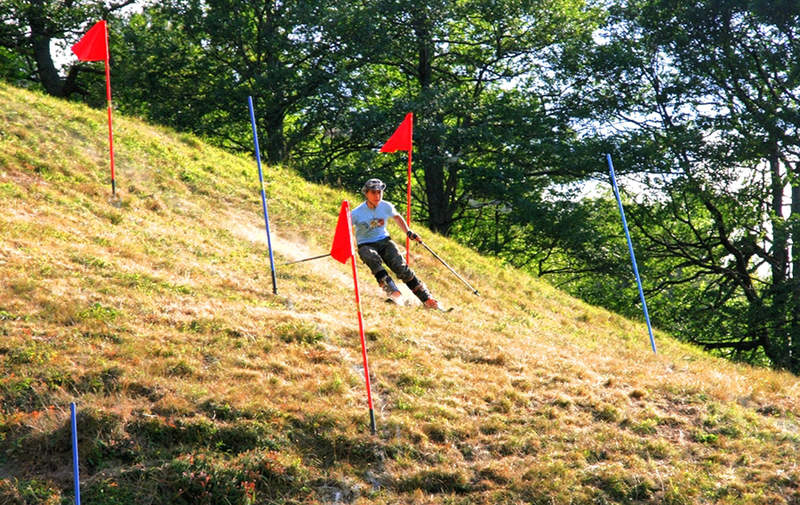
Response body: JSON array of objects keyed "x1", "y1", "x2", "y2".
[
  {"x1": 104, "y1": 60, "x2": 116, "y2": 196},
  {"x1": 379, "y1": 113, "x2": 414, "y2": 264},
  {"x1": 406, "y1": 149, "x2": 412, "y2": 264},
  {"x1": 350, "y1": 248, "x2": 376, "y2": 434},
  {"x1": 348, "y1": 206, "x2": 376, "y2": 434},
  {"x1": 71, "y1": 20, "x2": 116, "y2": 196},
  {"x1": 101, "y1": 22, "x2": 116, "y2": 197},
  {"x1": 335, "y1": 200, "x2": 376, "y2": 434}
]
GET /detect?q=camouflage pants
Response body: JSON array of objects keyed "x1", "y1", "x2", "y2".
[{"x1": 357, "y1": 237, "x2": 414, "y2": 283}]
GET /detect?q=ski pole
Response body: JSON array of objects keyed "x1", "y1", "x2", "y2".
[
  {"x1": 418, "y1": 240, "x2": 479, "y2": 296},
  {"x1": 278, "y1": 253, "x2": 331, "y2": 266}
]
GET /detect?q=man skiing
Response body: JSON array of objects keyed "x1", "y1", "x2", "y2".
[{"x1": 351, "y1": 178, "x2": 440, "y2": 309}]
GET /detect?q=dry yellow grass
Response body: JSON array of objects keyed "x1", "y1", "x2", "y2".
[{"x1": 1, "y1": 82, "x2": 799, "y2": 504}]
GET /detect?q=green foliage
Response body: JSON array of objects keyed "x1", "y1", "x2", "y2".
[
  {"x1": 395, "y1": 371, "x2": 434, "y2": 396},
  {"x1": 287, "y1": 414, "x2": 385, "y2": 468},
  {"x1": 105, "y1": 0, "x2": 603, "y2": 242},
  {"x1": 111, "y1": 0, "x2": 360, "y2": 165},
  {"x1": 0, "y1": 478, "x2": 60, "y2": 505},
  {"x1": 534, "y1": 0, "x2": 800, "y2": 372},
  {"x1": 166, "y1": 360, "x2": 195, "y2": 378},
  {"x1": 0, "y1": 376, "x2": 49, "y2": 413},
  {"x1": 693, "y1": 431, "x2": 718, "y2": 445},
  {"x1": 631, "y1": 418, "x2": 658, "y2": 435},
  {"x1": 0, "y1": 48, "x2": 35, "y2": 89},
  {"x1": 0, "y1": 309, "x2": 22, "y2": 321},
  {"x1": 0, "y1": 0, "x2": 129, "y2": 98},
  {"x1": 300, "y1": 0, "x2": 603, "y2": 237}
]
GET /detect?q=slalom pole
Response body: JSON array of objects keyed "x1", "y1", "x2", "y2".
[
  {"x1": 606, "y1": 153, "x2": 657, "y2": 354},
  {"x1": 351, "y1": 248, "x2": 377, "y2": 435},
  {"x1": 343, "y1": 201, "x2": 376, "y2": 434},
  {"x1": 418, "y1": 240, "x2": 479, "y2": 295},
  {"x1": 71, "y1": 20, "x2": 115, "y2": 197},
  {"x1": 248, "y1": 96, "x2": 278, "y2": 295},
  {"x1": 278, "y1": 253, "x2": 331, "y2": 266},
  {"x1": 102, "y1": 22, "x2": 116, "y2": 198},
  {"x1": 70, "y1": 402, "x2": 81, "y2": 505},
  {"x1": 406, "y1": 148, "x2": 412, "y2": 264}
]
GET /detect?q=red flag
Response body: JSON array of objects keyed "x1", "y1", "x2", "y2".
[
  {"x1": 380, "y1": 113, "x2": 413, "y2": 153},
  {"x1": 330, "y1": 199, "x2": 376, "y2": 433},
  {"x1": 381, "y1": 113, "x2": 414, "y2": 262},
  {"x1": 70, "y1": 20, "x2": 117, "y2": 196},
  {"x1": 72, "y1": 20, "x2": 108, "y2": 62},
  {"x1": 331, "y1": 201, "x2": 354, "y2": 263}
]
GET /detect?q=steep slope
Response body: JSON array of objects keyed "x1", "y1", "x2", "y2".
[{"x1": 1, "y1": 83, "x2": 798, "y2": 505}]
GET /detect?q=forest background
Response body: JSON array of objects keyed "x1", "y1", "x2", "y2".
[{"x1": 3, "y1": 0, "x2": 800, "y2": 374}]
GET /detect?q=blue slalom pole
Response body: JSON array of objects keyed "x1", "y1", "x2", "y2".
[
  {"x1": 606, "y1": 154, "x2": 657, "y2": 354},
  {"x1": 70, "y1": 402, "x2": 81, "y2": 505},
  {"x1": 248, "y1": 96, "x2": 278, "y2": 295}
]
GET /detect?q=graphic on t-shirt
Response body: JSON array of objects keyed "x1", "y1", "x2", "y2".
[{"x1": 351, "y1": 200, "x2": 396, "y2": 244}]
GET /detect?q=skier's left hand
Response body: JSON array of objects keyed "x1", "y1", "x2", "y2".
[{"x1": 407, "y1": 230, "x2": 420, "y2": 242}]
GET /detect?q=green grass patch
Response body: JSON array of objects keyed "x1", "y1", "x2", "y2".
[
  {"x1": 396, "y1": 469, "x2": 472, "y2": 494},
  {"x1": 273, "y1": 321, "x2": 326, "y2": 344},
  {"x1": 0, "y1": 478, "x2": 60, "y2": 505},
  {"x1": 0, "y1": 182, "x2": 23, "y2": 198},
  {"x1": 77, "y1": 302, "x2": 122, "y2": 323}
]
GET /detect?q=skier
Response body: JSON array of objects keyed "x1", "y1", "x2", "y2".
[{"x1": 351, "y1": 178, "x2": 440, "y2": 309}]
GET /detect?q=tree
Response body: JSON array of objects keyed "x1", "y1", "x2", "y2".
[
  {"x1": 557, "y1": 0, "x2": 800, "y2": 371},
  {"x1": 297, "y1": 0, "x2": 602, "y2": 236},
  {"x1": 106, "y1": 0, "x2": 601, "y2": 242},
  {"x1": 112, "y1": 0, "x2": 367, "y2": 164},
  {"x1": 0, "y1": 0, "x2": 135, "y2": 97}
]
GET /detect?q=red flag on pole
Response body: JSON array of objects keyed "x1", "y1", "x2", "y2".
[
  {"x1": 331, "y1": 201, "x2": 355, "y2": 263},
  {"x1": 380, "y1": 113, "x2": 413, "y2": 153},
  {"x1": 71, "y1": 20, "x2": 117, "y2": 197},
  {"x1": 380, "y1": 113, "x2": 414, "y2": 263},
  {"x1": 71, "y1": 20, "x2": 108, "y2": 61},
  {"x1": 330, "y1": 201, "x2": 376, "y2": 434}
]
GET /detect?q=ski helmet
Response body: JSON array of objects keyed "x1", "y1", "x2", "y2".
[{"x1": 362, "y1": 178, "x2": 386, "y2": 194}]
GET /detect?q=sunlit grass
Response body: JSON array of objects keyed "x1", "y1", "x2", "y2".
[{"x1": 1, "y1": 82, "x2": 799, "y2": 504}]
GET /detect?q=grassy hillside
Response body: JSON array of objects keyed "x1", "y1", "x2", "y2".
[{"x1": 1, "y1": 82, "x2": 798, "y2": 505}]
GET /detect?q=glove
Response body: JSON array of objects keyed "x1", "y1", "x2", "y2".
[{"x1": 407, "y1": 230, "x2": 420, "y2": 241}]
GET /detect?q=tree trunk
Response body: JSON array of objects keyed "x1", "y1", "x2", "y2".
[
  {"x1": 791, "y1": 164, "x2": 800, "y2": 372},
  {"x1": 264, "y1": 119, "x2": 286, "y2": 165},
  {"x1": 412, "y1": 9, "x2": 432, "y2": 90},
  {"x1": 261, "y1": 105, "x2": 286, "y2": 164},
  {"x1": 423, "y1": 157, "x2": 451, "y2": 234},
  {"x1": 29, "y1": 7, "x2": 66, "y2": 97},
  {"x1": 411, "y1": 8, "x2": 453, "y2": 235},
  {"x1": 768, "y1": 152, "x2": 790, "y2": 369}
]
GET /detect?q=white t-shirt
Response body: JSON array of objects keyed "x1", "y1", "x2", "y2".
[{"x1": 350, "y1": 200, "x2": 399, "y2": 245}]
